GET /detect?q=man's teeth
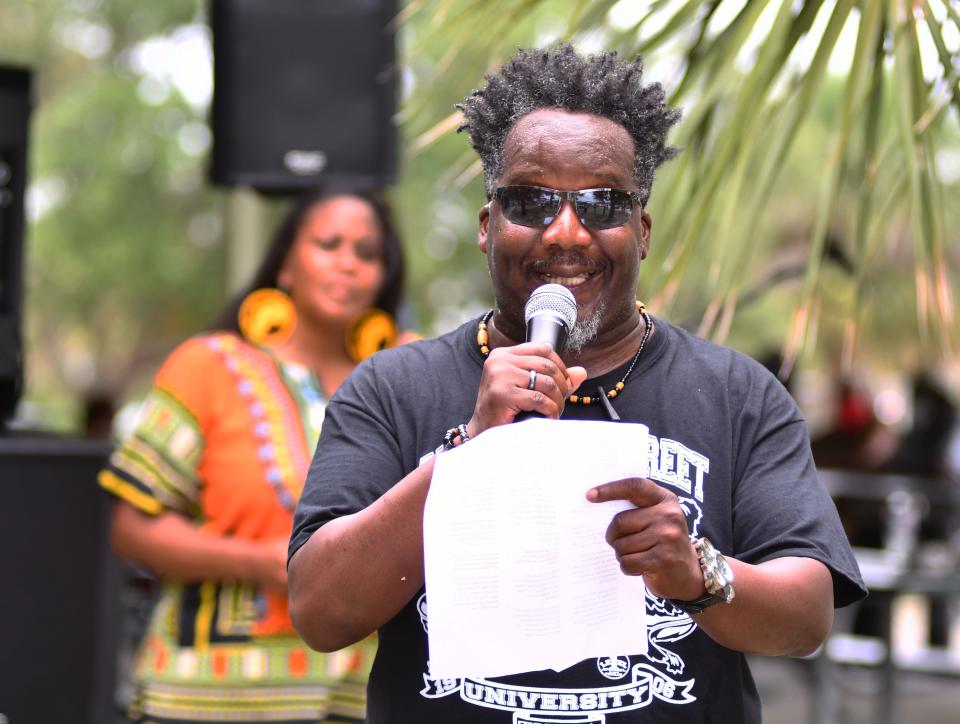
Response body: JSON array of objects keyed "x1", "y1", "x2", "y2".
[{"x1": 543, "y1": 272, "x2": 593, "y2": 286}]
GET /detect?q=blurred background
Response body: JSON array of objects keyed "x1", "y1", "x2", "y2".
[{"x1": 0, "y1": 1, "x2": 958, "y2": 723}]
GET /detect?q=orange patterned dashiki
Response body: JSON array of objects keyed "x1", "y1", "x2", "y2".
[{"x1": 99, "y1": 332, "x2": 373, "y2": 723}]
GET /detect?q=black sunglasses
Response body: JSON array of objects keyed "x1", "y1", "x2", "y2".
[{"x1": 494, "y1": 185, "x2": 642, "y2": 231}]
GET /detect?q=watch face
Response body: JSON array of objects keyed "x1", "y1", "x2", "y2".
[
  {"x1": 723, "y1": 558, "x2": 734, "y2": 576},
  {"x1": 671, "y1": 539, "x2": 736, "y2": 612},
  {"x1": 697, "y1": 537, "x2": 734, "y2": 601},
  {"x1": 718, "y1": 557, "x2": 734, "y2": 586},
  {"x1": 717, "y1": 555, "x2": 735, "y2": 602}
]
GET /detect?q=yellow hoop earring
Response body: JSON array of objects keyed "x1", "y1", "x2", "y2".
[
  {"x1": 238, "y1": 288, "x2": 297, "y2": 346},
  {"x1": 345, "y1": 308, "x2": 399, "y2": 363}
]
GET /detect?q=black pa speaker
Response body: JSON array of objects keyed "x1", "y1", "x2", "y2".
[
  {"x1": 0, "y1": 67, "x2": 31, "y2": 424},
  {"x1": 0, "y1": 437, "x2": 121, "y2": 724},
  {"x1": 209, "y1": 0, "x2": 399, "y2": 193}
]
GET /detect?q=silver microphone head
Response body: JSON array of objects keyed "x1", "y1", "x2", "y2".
[{"x1": 524, "y1": 283, "x2": 578, "y2": 331}]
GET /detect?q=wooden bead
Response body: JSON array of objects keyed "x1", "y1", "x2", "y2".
[{"x1": 474, "y1": 308, "x2": 650, "y2": 412}]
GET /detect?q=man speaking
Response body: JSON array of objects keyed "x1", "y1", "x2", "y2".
[{"x1": 288, "y1": 44, "x2": 866, "y2": 723}]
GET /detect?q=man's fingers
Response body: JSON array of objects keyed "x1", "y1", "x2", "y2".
[
  {"x1": 506, "y1": 346, "x2": 568, "y2": 383},
  {"x1": 509, "y1": 341, "x2": 568, "y2": 369},
  {"x1": 605, "y1": 525, "x2": 656, "y2": 553},
  {"x1": 586, "y1": 477, "x2": 669, "y2": 506},
  {"x1": 567, "y1": 365, "x2": 588, "y2": 391},
  {"x1": 615, "y1": 551, "x2": 652, "y2": 577}
]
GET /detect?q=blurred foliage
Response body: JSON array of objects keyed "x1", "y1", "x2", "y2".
[
  {"x1": 409, "y1": 0, "x2": 960, "y2": 373},
  {"x1": 1, "y1": 0, "x2": 958, "y2": 432},
  {"x1": 2, "y1": 0, "x2": 226, "y2": 429}
]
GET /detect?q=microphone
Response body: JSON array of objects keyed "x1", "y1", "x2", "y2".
[
  {"x1": 524, "y1": 283, "x2": 577, "y2": 354},
  {"x1": 515, "y1": 284, "x2": 578, "y2": 422}
]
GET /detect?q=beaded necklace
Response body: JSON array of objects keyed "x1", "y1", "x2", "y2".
[{"x1": 476, "y1": 301, "x2": 654, "y2": 406}]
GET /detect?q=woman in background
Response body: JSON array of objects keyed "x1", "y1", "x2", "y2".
[{"x1": 99, "y1": 185, "x2": 406, "y2": 723}]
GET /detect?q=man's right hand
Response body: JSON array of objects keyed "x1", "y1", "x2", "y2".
[{"x1": 467, "y1": 342, "x2": 588, "y2": 437}]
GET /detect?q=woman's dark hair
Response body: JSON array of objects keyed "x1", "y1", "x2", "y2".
[{"x1": 213, "y1": 184, "x2": 405, "y2": 333}]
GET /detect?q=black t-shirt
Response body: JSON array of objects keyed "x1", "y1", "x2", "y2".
[{"x1": 291, "y1": 317, "x2": 866, "y2": 724}]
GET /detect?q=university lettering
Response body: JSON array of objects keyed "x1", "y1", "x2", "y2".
[
  {"x1": 454, "y1": 678, "x2": 653, "y2": 712},
  {"x1": 422, "y1": 664, "x2": 695, "y2": 711}
]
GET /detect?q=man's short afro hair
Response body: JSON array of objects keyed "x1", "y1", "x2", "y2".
[{"x1": 457, "y1": 43, "x2": 681, "y2": 205}]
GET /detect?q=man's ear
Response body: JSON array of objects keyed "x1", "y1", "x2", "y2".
[
  {"x1": 639, "y1": 210, "x2": 652, "y2": 260},
  {"x1": 478, "y1": 203, "x2": 491, "y2": 254}
]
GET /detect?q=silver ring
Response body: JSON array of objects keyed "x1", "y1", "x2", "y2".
[{"x1": 527, "y1": 369, "x2": 537, "y2": 390}]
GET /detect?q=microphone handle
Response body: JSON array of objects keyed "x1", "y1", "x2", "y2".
[
  {"x1": 516, "y1": 313, "x2": 570, "y2": 423},
  {"x1": 525, "y1": 315, "x2": 568, "y2": 352}
]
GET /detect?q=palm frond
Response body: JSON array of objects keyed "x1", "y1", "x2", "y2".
[{"x1": 409, "y1": 0, "x2": 960, "y2": 362}]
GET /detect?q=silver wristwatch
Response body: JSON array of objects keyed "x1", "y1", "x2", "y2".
[{"x1": 668, "y1": 537, "x2": 735, "y2": 615}]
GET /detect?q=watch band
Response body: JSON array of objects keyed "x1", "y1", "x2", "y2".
[{"x1": 668, "y1": 592, "x2": 727, "y2": 615}]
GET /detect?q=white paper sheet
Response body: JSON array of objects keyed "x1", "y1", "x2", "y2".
[{"x1": 423, "y1": 417, "x2": 650, "y2": 679}]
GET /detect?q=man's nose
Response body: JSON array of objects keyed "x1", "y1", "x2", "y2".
[{"x1": 541, "y1": 199, "x2": 591, "y2": 248}]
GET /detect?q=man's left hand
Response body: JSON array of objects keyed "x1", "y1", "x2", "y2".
[{"x1": 587, "y1": 477, "x2": 704, "y2": 602}]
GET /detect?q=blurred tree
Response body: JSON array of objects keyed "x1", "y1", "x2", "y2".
[
  {"x1": 401, "y1": 0, "x2": 960, "y2": 374},
  {"x1": 2, "y1": 0, "x2": 226, "y2": 428}
]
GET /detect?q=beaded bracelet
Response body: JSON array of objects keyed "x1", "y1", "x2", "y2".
[{"x1": 442, "y1": 423, "x2": 471, "y2": 451}]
